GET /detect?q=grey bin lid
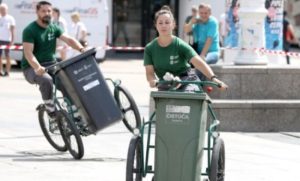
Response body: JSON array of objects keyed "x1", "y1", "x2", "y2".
[{"x1": 50, "y1": 48, "x2": 97, "y2": 73}]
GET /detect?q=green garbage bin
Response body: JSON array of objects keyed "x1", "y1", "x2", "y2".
[{"x1": 151, "y1": 91, "x2": 210, "y2": 181}]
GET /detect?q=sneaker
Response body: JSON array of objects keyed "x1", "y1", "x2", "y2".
[
  {"x1": 47, "y1": 111, "x2": 58, "y2": 133},
  {"x1": 47, "y1": 111, "x2": 57, "y2": 120}
]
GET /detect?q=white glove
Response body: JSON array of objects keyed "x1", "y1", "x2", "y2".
[
  {"x1": 163, "y1": 72, "x2": 174, "y2": 81},
  {"x1": 163, "y1": 72, "x2": 181, "y2": 82},
  {"x1": 173, "y1": 76, "x2": 181, "y2": 81}
]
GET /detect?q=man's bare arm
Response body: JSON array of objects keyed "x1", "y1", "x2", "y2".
[
  {"x1": 23, "y1": 42, "x2": 40, "y2": 70},
  {"x1": 23, "y1": 42, "x2": 45, "y2": 75},
  {"x1": 200, "y1": 38, "x2": 212, "y2": 58},
  {"x1": 59, "y1": 33, "x2": 84, "y2": 52},
  {"x1": 184, "y1": 17, "x2": 197, "y2": 33}
]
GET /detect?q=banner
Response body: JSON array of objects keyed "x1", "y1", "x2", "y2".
[
  {"x1": 264, "y1": 0, "x2": 284, "y2": 50},
  {"x1": 224, "y1": 0, "x2": 284, "y2": 50},
  {"x1": 223, "y1": 0, "x2": 240, "y2": 48}
]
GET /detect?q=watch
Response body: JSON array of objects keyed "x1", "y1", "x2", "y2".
[{"x1": 210, "y1": 75, "x2": 218, "y2": 80}]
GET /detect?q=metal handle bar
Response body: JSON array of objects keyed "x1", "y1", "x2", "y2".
[
  {"x1": 157, "y1": 80, "x2": 222, "y2": 88},
  {"x1": 44, "y1": 62, "x2": 62, "y2": 75}
]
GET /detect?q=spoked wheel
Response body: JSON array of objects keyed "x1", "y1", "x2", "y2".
[
  {"x1": 115, "y1": 85, "x2": 141, "y2": 133},
  {"x1": 209, "y1": 138, "x2": 225, "y2": 181},
  {"x1": 58, "y1": 110, "x2": 84, "y2": 159},
  {"x1": 37, "y1": 104, "x2": 67, "y2": 152},
  {"x1": 126, "y1": 136, "x2": 143, "y2": 181}
]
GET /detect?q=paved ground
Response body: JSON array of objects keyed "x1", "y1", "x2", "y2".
[{"x1": 0, "y1": 57, "x2": 300, "y2": 181}]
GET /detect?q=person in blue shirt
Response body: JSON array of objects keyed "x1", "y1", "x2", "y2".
[{"x1": 184, "y1": 3, "x2": 220, "y2": 65}]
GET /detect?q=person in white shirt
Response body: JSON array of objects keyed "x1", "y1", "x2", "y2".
[
  {"x1": 68, "y1": 12, "x2": 87, "y2": 58},
  {"x1": 52, "y1": 7, "x2": 68, "y2": 60},
  {"x1": 0, "y1": 3, "x2": 15, "y2": 77},
  {"x1": 70, "y1": 12, "x2": 87, "y2": 47}
]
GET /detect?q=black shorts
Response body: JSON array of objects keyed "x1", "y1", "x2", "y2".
[{"x1": 0, "y1": 40, "x2": 10, "y2": 56}]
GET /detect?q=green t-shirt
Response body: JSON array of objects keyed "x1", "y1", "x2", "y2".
[
  {"x1": 21, "y1": 21, "x2": 63, "y2": 69},
  {"x1": 144, "y1": 36, "x2": 197, "y2": 80}
]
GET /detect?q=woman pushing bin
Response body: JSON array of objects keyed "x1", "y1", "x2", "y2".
[{"x1": 125, "y1": 5, "x2": 227, "y2": 181}]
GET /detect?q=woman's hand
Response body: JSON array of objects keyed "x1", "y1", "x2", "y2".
[
  {"x1": 212, "y1": 78, "x2": 228, "y2": 91},
  {"x1": 149, "y1": 79, "x2": 158, "y2": 88}
]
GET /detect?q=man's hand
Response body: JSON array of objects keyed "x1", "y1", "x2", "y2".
[
  {"x1": 34, "y1": 66, "x2": 46, "y2": 76},
  {"x1": 190, "y1": 17, "x2": 198, "y2": 24},
  {"x1": 79, "y1": 47, "x2": 86, "y2": 53}
]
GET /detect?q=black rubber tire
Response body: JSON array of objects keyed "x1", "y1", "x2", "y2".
[
  {"x1": 209, "y1": 138, "x2": 225, "y2": 181},
  {"x1": 115, "y1": 85, "x2": 141, "y2": 133},
  {"x1": 126, "y1": 136, "x2": 142, "y2": 181},
  {"x1": 38, "y1": 105, "x2": 67, "y2": 152},
  {"x1": 58, "y1": 110, "x2": 84, "y2": 159}
]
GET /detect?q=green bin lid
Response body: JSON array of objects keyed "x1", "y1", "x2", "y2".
[{"x1": 151, "y1": 91, "x2": 210, "y2": 101}]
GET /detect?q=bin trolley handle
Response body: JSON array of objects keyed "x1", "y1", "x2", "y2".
[
  {"x1": 44, "y1": 62, "x2": 61, "y2": 75},
  {"x1": 156, "y1": 80, "x2": 222, "y2": 89}
]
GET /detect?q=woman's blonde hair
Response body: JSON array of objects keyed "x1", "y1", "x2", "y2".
[{"x1": 71, "y1": 12, "x2": 80, "y2": 21}]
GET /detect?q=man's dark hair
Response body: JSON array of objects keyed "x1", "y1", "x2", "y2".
[
  {"x1": 53, "y1": 7, "x2": 60, "y2": 16},
  {"x1": 36, "y1": 1, "x2": 52, "y2": 10}
]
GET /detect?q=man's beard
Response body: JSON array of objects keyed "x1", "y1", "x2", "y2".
[{"x1": 41, "y1": 15, "x2": 51, "y2": 25}]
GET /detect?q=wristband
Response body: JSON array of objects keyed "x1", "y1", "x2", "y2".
[{"x1": 210, "y1": 75, "x2": 218, "y2": 80}]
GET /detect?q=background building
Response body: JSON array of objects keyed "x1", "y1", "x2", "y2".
[{"x1": 108, "y1": 0, "x2": 225, "y2": 47}]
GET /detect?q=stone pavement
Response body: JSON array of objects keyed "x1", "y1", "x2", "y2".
[{"x1": 0, "y1": 58, "x2": 300, "y2": 180}]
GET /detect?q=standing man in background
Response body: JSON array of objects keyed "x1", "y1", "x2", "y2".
[
  {"x1": 52, "y1": 7, "x2": 68, "y2": 60},
  {"x1": 183, "y1": 5, "x2": 198, "y2": 47},
  {"x1": 0, "y1": 3, "x2": 15, "y2": 77},
  {"x1": 113, "y1": 0, "x2": 130, "y2": 46},
  {"x1": 283, "y1": 11, "x2": 297, "y2": 64}
]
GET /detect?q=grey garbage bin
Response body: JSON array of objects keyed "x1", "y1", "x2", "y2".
[{"x1": 53, "y1": 48, "x2": 123, "y2": 133}]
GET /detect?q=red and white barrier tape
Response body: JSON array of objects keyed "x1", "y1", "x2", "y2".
[
  {"x1": 226, "y1": 47, "x2": 300, "y2": 58},
  {"x1": 104, "y1": 46, "x2": 144, "y2": 51},
  {"x1": 0, "y1": 45, "x2": 145, "y2": 51},
  {"x1": 0, "y1": 45, "x2": 23, "y2": 50},
  {"x1": 1, "y1": 44, "x2": 299, "y2": 57}
]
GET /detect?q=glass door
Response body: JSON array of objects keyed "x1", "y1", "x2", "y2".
[
  {"x1": 112, "y1": 0, "x2": 142, "y2": 46},
  {"x1": 112, "y1": 0, "x2": 178, "y2": 47}
]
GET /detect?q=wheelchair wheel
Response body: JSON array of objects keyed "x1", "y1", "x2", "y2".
[
  {"x1": 37, "y1": 104, "x2": 67, "y2": 152},
  {"x1": 209, "y1": 138, "x2": 225, "y2": 181},
  {"x1": 115, "y1": 85, "x2": 141, "y2": 133},
  {"x1": 126, "y1": 136, "x2": 142, "y2": 181},
  {"x1": 58, "y1": 110, "x2": 84, "y2": 159}
]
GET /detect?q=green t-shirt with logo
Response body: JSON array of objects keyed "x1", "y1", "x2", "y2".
[
  {"x1": 21, "y1": 21, "x2": 63, "y2": 69},
  {"x1": 144, "y1": 36, "x2": 197, "y2": 80}
]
